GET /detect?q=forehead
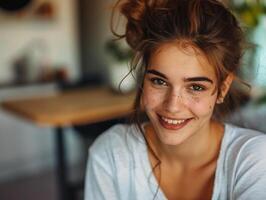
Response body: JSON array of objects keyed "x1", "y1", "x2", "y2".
[{"x1": 148, "y1": 43, "x2": 216, "y2": 79}]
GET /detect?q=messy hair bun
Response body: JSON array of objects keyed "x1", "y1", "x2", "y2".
[
  {"x1": 114, "y1": 0, "x2": 177, "y2": 50},
  {"x1": 118, "y1": 0, "x2": 146, "y2": 49}
]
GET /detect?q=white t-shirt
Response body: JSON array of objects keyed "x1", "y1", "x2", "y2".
[{"x1": 84, "y1": 123, "x2": 266, "y2": 200}]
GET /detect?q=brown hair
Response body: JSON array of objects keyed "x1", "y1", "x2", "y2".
[
  {"x1": 112, "y1": 0, "x2": 249, "y2": 121},
  {"x1": 112, "y1": 0, "x2": 249, "y2": 197}
]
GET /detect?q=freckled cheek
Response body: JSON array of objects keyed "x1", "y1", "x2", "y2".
[
  {"x1": 141, "y1": 89, "x2": 165, "y2": 109},
  {"x1": 186, "y1": 98, "x2": 216, "y2": 116}
]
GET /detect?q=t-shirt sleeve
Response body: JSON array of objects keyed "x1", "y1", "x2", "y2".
[
  {"x1": 232, "y1": 135, "x2": 266, "y2": 199},
  {"x1": 84, "y1": 149, "x2": 118, "y2": 200}
]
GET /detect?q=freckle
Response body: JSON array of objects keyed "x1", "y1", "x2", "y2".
[{"x1": 191, "y1": 96, "x2": 200, "y2": 103}]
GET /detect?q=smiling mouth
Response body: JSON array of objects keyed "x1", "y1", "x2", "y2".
[{"x1": 158, "y1": 115, "x2": 193, "y2": 130}]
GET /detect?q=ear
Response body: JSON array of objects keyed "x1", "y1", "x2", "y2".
[{"x1": 216, "y1": 73, "x2": 234, "y2": 104}]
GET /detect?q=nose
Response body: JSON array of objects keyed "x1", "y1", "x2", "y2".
[{"x1": 163, "y1": 88, "x2": 185, "y2": 113}]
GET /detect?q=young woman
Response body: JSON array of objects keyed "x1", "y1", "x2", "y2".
[{"x1": 85, "y1": 0, "x2": 266, "y2": 199}]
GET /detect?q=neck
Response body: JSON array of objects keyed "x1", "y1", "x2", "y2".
[{"x1": 145, "y1": 120, "x2": 224, "y2": 169}]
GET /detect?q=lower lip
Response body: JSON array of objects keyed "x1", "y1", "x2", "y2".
[{"x1": 158, "y1": 116, "x2": 192, "y2": 130}]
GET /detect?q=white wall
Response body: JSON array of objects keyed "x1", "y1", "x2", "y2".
[{"x1": 0, "y1": 0, "x2": 80, "y2": 84}]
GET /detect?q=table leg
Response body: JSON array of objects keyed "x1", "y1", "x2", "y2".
[{"x1": 55, "y1": 127, "x2": 69, "y2": 200}]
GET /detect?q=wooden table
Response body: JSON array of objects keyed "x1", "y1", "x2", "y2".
[{"x1": 1, "y1": 86, "x2": 135, "y2": 200}]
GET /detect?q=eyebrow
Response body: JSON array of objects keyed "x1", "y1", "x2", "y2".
[
  {"x1": 184, "y1": 77, "x2": 213, "y2": 84},
  {"x1": 146, "y1": 69, "x2": 167, "y2": 79},
  {"x1": 146, "y1": 69, "x2": 213, "y2": 84}
]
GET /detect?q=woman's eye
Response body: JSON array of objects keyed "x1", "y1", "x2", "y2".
[
  {"x1": 150, "y1": 78, "x2": 167, "y2": 86},
  {"x1": 189, "y1": 84, "x2": 205, "y2": 91}
]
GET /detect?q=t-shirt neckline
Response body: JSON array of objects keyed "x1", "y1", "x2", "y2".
[{"x1": 137, "y1": 123, "x2": 232, "y2": 200}]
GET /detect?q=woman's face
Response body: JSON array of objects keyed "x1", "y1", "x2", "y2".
[{"x1": 142, "y1": 43, "x2": 220, "y2": 146}]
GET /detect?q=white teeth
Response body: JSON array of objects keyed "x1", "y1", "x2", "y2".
[{"x1": 161, "y1": 116, "x2": 186, "y2": 124}]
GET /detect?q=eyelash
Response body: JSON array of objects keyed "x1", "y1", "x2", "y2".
[
  {"x1": 149, "y1": 77, "x2": 168, "y2": 86},
  {"x1": 188, "y1": 84, "x2": 206, "y2": 92}
]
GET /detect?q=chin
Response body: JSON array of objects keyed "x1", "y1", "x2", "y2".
[{"x1": 155, "y1": 127, "x2": 190, "y2": 146}]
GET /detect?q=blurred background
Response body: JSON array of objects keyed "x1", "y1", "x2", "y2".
[{"x1": 0, "y1": 0, "x2": 265, "y2": 200}]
